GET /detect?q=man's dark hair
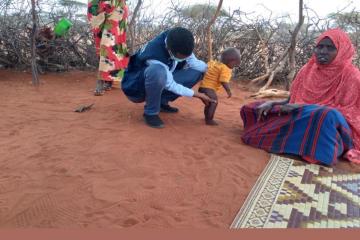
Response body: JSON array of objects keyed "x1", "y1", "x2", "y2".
[{"x1": 166, "y1": 27, "x2": 194, "y2": 56}]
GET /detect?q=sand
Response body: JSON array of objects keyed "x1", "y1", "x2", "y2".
[{"x1": 0, "y1": 70, "x2": 357, "y2": 228}]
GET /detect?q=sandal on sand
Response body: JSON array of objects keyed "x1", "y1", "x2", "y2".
[
  {"x1": 94, "y1": 80, "x2": 105, "y2": 96},
  {"x1": 94, "y1": 89, "x2": 104, "y2": 96},
  {"x1": 103, "y1": 81, "x2": 113, "y2": 91}
]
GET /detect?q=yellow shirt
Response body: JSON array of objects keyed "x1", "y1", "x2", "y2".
[{"x1": 200, "y1": 60, "x2": 232, "y2": 91}]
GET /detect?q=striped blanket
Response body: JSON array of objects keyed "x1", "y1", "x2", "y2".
[{"x1": 241, "y1": 102, "x2": 354, "y2": 165}]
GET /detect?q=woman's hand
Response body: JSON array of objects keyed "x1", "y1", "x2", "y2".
[
  {"x1": 256, "y1": 101, "x2": 274, "y2": 121},
  {"x1": 193, "y1": 92, "x2": 217, "y2": 106},
  {"x1": 278, "y1": 104, "x2": 300, "y2": 115}
]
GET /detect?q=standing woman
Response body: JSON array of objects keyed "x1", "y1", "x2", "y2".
[{"x1": 88, "y1": 0, "x2": 129, "y2": 96}]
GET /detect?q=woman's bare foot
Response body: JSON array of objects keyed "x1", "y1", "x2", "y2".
[{"x1": 94, "y1": 80, "x2": 104, "y2": 96}]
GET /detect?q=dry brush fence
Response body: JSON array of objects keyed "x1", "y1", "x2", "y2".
[{"x1": 0, "y1": 0, "x2": 359, "y2": 90}]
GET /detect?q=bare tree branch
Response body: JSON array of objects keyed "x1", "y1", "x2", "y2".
[
  {"x1": 286, "y1": 0, "x2": 304, "y2": 88},
  {"x1": 30, "y1": 0, "x2": 39, "y2": 86},
  {"x1": 128, "y1": 0, "x2": 143, "y2": 54},
  {"x1": 206, "y1": 0, "x2": 223, "y2": 61}
]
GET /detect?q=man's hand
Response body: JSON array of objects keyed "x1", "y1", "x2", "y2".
[{"x1": 193, "y1": 92, "x2": 217, "y2": 106}]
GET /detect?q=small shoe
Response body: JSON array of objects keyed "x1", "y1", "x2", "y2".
[
  {"x1": 160, "y1": 104, "x2": 179, "y2": 113},
  {"x1": 143, "y1": 114, "x2": 164, "y2": 128}
]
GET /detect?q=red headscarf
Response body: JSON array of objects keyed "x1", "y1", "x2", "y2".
[{"x1": 290, "y1": 28, "x2": 360, "y2": 163}]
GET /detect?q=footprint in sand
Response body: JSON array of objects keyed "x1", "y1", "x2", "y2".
[
  {"x1": 0, "y1": 177, "x2": 21, "y2": 194},
  {"x1": 0, "y1": 198, "x2": 11, "y2": 217},
  {"x1": 173, "y1": 216, "x2": 182, "y2": 222},
  {"x1": 8, "y1": 129, "x2": 19, "y2": 137},
  {"x1": 0, "y1": 181, "x2": 94, "y2": 228},
  {"x1": 121, "y1": 218, "x2": 140, "y2": 227},
  {"x1": 202, "y1": 209, "x2": 223, "y2": 217},
  {"x1": 0, "y1": 206, "x2": 10, "y2": 219},
  {"x1": 142, "y1": 185, "x2": 156, "y2": 190},
  {"x1": 182, "y1": 145, "x2": 206, "y2": 160},
  {"x1": 229, "y1": 164, "x2": 254, "y2": 179}
]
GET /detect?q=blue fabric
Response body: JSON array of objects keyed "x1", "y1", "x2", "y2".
[
  {"x1": 144, "y1": 64, "x2": 167, "y2": 115},
  {"x1": 137, "y1": 31, "x2": 173, "y2": 67},
  {"x1": 241, "y1": 103, "x2": 354, "y2": 165}
]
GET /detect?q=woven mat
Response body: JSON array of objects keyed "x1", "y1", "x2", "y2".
[{"x1": 230, "y1": 155, "x2": 360, "y2": 228}]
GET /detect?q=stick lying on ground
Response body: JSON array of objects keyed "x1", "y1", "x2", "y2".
[
  {"x1": 74, "y1": 103, "x2": 94, "y2": 113},
  {"x1": 249, "y1": 89, "x2": 289, "y2": 99}
]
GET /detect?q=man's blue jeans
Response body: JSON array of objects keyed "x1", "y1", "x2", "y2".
[{"x1": 128, "y1": 64, "x2": 203, "y2": 115}]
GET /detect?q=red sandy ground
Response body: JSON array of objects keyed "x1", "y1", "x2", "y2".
[{"x1": 0, "y1": 70, "x2": 358, "y2": 228}]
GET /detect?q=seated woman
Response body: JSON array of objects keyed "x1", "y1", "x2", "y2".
[{"x1": 241, "y1": 28, "x2": 360, "y2": 166}]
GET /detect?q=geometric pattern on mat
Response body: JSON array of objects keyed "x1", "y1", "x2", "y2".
[{"x1": 230, "y1": 155, "x2": 360, "y2": 228}]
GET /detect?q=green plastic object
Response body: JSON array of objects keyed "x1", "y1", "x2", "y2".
[{"x1": 54, "y1": 18, "x2": 73, "y2": 37}]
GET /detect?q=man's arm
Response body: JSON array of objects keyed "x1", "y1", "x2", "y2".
[
  {"x1": 146, "y1": 60, "x2": 194, "y2": 97},
  {"x1": 145, "y1": 60, "x2": 216, "y2": 105},
  {"x1": 186, "y1": 53, "x2": 207, "y2": 72}
]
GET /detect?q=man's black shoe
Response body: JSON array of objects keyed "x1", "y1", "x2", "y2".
[
  {"x1": 160, "y1": 104, "x2": 179, "y2": 113},
  {"x1": 143, "y1": 114, "x2": 164, "y2": 128}
]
